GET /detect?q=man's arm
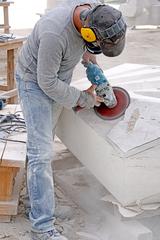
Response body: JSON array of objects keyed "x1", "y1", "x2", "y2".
[
  {"x1": 37, "y1": 32, "x2": 81, "y2": 109},
  {"x1": 82, "y1": 50, "x2": 98, "y2": 65}
]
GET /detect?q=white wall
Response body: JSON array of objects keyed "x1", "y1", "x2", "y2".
[
  {"x1": 0, "y1": 0, "x2": 46, "y2": 30},
  {"x1": 0, "y1": 0, "x2": 119, "y2": 30}
]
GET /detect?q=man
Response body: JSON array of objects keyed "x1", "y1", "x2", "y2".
[{"x1": 16, "y1": 1, "x2": 127, "y2": 239}]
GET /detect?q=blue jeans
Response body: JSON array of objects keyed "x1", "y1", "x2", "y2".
[{"x1": 16, "y1": 74, "x2": 63, "y2": 233}]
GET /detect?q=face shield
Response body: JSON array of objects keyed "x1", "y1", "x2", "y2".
[
  {"x1": 94, "y1": 16, "x2": 127, "y2": 57},
  {"x1": 81, "y1": 5, "x2": 127, "y2": 57}
]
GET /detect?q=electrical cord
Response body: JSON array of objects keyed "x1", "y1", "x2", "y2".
[
  {"x1": 0, "y1": 33, "x2": 15, "y2": 42},
  {"x1": 0, "y1": 138, "x2": 26, "y2": 143},
  {"x1": 0, "y1": 111, "x2": 26, "y2": 143}
]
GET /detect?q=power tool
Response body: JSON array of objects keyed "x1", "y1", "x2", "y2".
[{"x1": 85, "y1": 62, "x2": 130, "y2": 120}]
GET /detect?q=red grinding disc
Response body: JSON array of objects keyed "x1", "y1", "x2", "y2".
[{"x1": 94, "y1": 87, "x2": 130, "y2": 120}]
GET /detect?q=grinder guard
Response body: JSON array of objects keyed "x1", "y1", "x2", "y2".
[
  {"x1": 95, "y1": 82, "x2": 117, "y2": 108},
  {"x1": 82, "y1": 62, "x2": 130, "y2": 120},
  {"x1": 94, "y1": 86, "x2": 130, "y2": 120}
]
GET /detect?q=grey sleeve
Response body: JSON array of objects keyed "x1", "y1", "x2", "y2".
[{"x1": 37, "y1": 32, "x2": 81, "y2": 109}]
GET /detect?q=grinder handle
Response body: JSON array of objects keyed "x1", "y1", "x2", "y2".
[{"x1": 84, "y1": 62, "x2": 109, "y2": 86}]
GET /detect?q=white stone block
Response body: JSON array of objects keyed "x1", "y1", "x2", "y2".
[{"x1": 56, "y1": 64, "x2": 160, "y2": 206}]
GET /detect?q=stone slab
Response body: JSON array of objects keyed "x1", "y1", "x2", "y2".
[{"x1": 56, "y1": 64, "x2": 160, "y2": 206}]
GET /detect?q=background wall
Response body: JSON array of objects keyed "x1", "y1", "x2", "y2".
[
  {"x1": 0, "y1": 0, "x2": 46, "y2": 29},
  {"x1": 0, "y1": 0, "x2": 114, "y2": 30}
]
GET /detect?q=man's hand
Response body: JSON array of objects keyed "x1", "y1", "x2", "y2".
[
  {"x1": 77, "y1": 85, "x2": 104, "y2": 109},
  {"x1": 84, "y1": 85, "x2": 104, "y2": 106}
]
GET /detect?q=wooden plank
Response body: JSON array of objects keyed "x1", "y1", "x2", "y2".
[
  {"x1": 0, "y1": 38, "x2": 26, "y2": 49},
  {"x1": 0, "y1": 2, "x2": 14, "y2": 34},
  {"x1": 7, "y1": 49, "x2": 14, "y2": 89},
  {"x1": 0, "y1": 166, "x2": 19, "y2": 201},
  {"x1": 0, "y1": 88, "x2": 17, "y2": 99},
  {"x1": 0, "y1": 215, "x2": 11, "y2": 223},
  {"x1": 0, "y1": 2, "x2": 14, "y2": 7},
  {"x1": 6, "y1": 48, "x2": 15, "y2": 102},
  {"x1": 0, "y1": 85, "x2": 10, "y2": 91},
  {"x1": 0, "y1": 168, "x2": 24, "y2": 217},
  {"x1": 0, "y1": 42, "x2": 23, "y2": 51},
  {"x1": 3, "y1": 5, "x2": 9, "y2": 33},
  {"x1": 0, "y1": 38, "x2": 26, "y2": 103},
  {"x1": 0, "y1": 26, "x2": 11, "y2": 32},
  {"x1": 1, "y1": 140, "x2": 26, "y2": 168}
]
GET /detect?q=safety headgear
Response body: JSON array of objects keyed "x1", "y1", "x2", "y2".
[{"x1": 80, "y1": 4, "x2": 127, "y2": 57}]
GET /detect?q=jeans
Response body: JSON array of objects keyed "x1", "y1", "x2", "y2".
[{"x1": 16, "y1": 74, "x2": 63, "y2": 233}]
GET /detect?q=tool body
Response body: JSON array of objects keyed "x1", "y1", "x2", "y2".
[
  {"x1": 86, "y1": 63, "x2": 117, "y2": 108},
  {"x1": 85, "y1": 63, "x2": 130, "y2": 120}
]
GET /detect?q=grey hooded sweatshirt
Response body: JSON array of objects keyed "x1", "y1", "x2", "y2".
[{"x1": 16, "y1": 0, "x2": 101, "y2": 109}]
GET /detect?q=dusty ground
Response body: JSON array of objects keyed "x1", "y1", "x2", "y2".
[{"x1": 0, "y1": 26, "x2": 160, "y2": 240}]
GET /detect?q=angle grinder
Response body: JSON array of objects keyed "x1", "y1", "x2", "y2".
[{"x1": 86, "y1": 62, "x2": 130, "y2": 120}]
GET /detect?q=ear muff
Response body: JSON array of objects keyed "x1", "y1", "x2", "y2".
[
  {"x1": 81, "y1": 27, "x2": 96, "y2": 42},
  {"x1": 80, "y1": 5, "x2": 105, "y2": 43}
]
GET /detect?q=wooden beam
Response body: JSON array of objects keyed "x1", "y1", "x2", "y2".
[
  {"x1": 0, "y1": 167, "x2": 19, "y2": 201},
  {"x1": 0, "y1": 215, "x2": 11, "y2": 223},
  {"x1": 0, "y1": 168, "x2": 24, "y2": 217},
  {"x1": 0, "y1": 89, "x2": 17, "y2": 99}
]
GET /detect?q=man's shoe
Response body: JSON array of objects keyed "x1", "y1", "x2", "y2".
[{"x1": 31, "y1": 229, "x2": 68, "y2": 240}]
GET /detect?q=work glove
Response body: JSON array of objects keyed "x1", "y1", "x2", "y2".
[
  {"x1": 77, "y1": 91, "x2": 100, "y2": 109},
  {"x1": 74, "y1": 85, "x2": 104, "y2": 111},
  {"x1": 85, "y1": 62, "x2": 107, "y2": 86}
]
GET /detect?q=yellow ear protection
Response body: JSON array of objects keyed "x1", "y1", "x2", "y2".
[
  {"x1": 80, "y1": 26, "x2": 96, "y2": 42},
  {"x1": 80, "y1": 8, "x2": 97, "y2": 42},
  {"x1": 80, "y1": 6, "x2": 104, "y2": 54}
]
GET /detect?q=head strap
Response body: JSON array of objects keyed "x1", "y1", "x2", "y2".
[
  {"x1": 93, "y1": 17, "x2": 126, "y2": 39},
  {"x1": 80, "y1": 4, "x2": 104, "y2": 24}
]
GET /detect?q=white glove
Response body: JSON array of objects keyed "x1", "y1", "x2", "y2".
[{"x1": 77, "y1": 91, "x2": 100, "y2": 109}]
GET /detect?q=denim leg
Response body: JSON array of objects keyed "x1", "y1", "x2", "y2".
[{"x1": 16, "y1": 74, "x2": 63, "y2": 233}]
